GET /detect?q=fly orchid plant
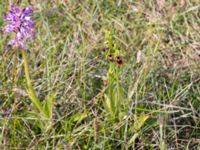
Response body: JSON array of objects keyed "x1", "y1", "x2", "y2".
[
  {"x1": 103, "y1": 31, "x2": 127, "y2": 121},
  {"x1": 3, "y1": 5, "x2": 54, "y2": 121}
]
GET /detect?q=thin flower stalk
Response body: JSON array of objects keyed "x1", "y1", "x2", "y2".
[{"x1": 21, "y1": 50, "x2": 44, "y2": 115}]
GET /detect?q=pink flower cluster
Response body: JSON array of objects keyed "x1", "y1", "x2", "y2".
[{"x1": 3, "y1": 5, "x2": 35, "y2": 49}]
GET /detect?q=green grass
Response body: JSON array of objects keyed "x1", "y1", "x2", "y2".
[{"x1": 1, "y1": 0, "x2": 200, "y2": 149}]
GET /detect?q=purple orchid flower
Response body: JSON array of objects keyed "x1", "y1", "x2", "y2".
[{"x1": 3, "y1": 5, "x2": 35, "y2": 50}]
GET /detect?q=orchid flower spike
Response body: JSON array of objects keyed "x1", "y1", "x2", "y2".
[{"x1": 3, "y1": 5, "x2": 35, "y2": 50}]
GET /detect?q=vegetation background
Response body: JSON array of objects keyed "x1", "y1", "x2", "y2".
[{"x1": 0, "y1": 0, "x2": 200, "y2": 149}]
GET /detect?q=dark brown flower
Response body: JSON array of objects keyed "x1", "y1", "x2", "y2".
[
  {"x1": 116, "y1": 56, "x2": 123, "y2": 65},
  {"x1": 108, "y1": 54, "x2": 114, "y2": 62},
  {"x1": 102, "y1": 47, "x2": 109, "y2": 52}
]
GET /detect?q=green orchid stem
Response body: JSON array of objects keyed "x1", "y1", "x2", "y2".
[{"x1": 21, "y1": 50, "x2": 45, "y2": 117}]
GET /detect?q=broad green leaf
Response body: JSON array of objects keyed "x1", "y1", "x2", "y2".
[
  {"x1": 128, "y1": 133, "x2": 139, "y2": 146},
  {"x1": 71, "y1": 112, "x2": 88, "y2": 123},
  {"x1": 43, "y1": 93, "x2": 56, "y2": 119},
  {"x1": 104, "y1": 94, "x2": 114, "y2": 116},
  {"x1": 129, "y1": 114, "x2": 149, "y2": 132},
  {"x1": 27, "y1": 88, "x2": 43, "y2": 114}
]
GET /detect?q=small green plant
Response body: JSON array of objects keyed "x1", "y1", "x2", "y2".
[
  {"x1": 103, "y1": 31, "x2": 126, "y2": 121},
  {"x1": 102, "y1": 31, "x2": 150, "y2": 149}
]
